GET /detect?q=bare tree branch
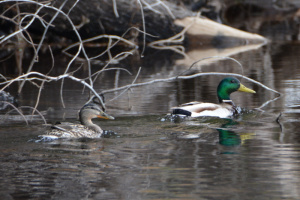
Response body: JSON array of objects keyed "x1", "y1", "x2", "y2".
[{"x1": 101, "y1": 72, "x2": 281, "y2": 95}]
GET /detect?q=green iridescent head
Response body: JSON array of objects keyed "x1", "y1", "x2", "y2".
[{"x1": 217, "y1": 77, "x2": 255, "y2": 103}]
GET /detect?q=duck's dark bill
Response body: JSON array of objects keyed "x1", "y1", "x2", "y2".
[{"x1": 97, "y1": 113, "x2": 115, "y2": 120}]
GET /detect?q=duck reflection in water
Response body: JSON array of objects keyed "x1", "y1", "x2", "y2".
[{"x1": 217, "y1": 119, "x2": 255, "y2": 154}]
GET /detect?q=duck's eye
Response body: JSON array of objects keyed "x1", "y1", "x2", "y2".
[{"x1": 230, "y1": 79, "x2": 236, "y2": 83}]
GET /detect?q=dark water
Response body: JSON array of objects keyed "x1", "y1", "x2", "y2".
[{"x1": 1, "y1": 39, "x2": 300, "y2": 199}]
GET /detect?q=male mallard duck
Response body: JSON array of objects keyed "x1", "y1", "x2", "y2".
[
  {"x1": 41, "y1": 102, "x2": 114, "y2": 139},
  {"x1": 172, "y1": 77, "x2": 255, "y2": 118}
]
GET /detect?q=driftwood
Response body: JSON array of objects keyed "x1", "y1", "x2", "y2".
[
  {"x1": 2, "y1": 0, "x2": 268, "y2": 46},
  {"x1": 174, "y1": 17, "x2": 267, "y2": 48}
]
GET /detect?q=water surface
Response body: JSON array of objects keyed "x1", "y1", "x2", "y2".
[{"x1": 1, "y1": 39, "x2": 300, "y2": 199}]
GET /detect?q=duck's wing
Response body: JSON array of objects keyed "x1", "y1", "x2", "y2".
[
  {"x1": 172, "y1": 102, "x2": 220, "y2": 116},
  {"x1": 51, "y1": 122, "x2": 74, "y2": 132},
  {"x1": 41, "y1": 122, "x2": 102, "y2": 140},
  {"x1": 40, "y1": 123, "x2": 75, "y2": 139},
  {"x1": 179, "y1": 101, "x2": 203, "y2": 106}
]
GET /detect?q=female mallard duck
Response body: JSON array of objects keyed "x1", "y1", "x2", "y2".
[
  {"x1": 172, "y1": 77, "x2": 255, "y2": 118},
  {"x1": 41, "y1": 103, "x2": 114, "y2": 139}
]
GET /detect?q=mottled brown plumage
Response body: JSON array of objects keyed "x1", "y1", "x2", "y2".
[{"x1": 41, "y1": 103, "x2": 114, "y2": 139}]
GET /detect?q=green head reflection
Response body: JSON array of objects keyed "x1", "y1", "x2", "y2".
[{"x1": 217, "y1": 119, "x2": 255, "y2": 149}]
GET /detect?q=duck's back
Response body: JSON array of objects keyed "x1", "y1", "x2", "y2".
[
  {"x1": 42, "y1": 122, "x2": 102, "y2": 139},
  {"x1": 172, "y1": 102, "x2": 234, "y2": 118}
]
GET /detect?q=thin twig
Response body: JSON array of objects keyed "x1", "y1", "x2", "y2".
[
  {"x1": 108, "y1": 67, "x2": 142, "y2": 102},
  {"x1": 18, "y1": 0, "x2": 67, "y2": 93},
  {"x1": 148, "y1": 19, "x2": 193, "y2": 47},
  {"x1": 178, "y1": 56, "x2": 244, "y2": 77},
  {"x1": 112, "y1": 0, "x2": 119, "y2": 18},
  {"x1": 67, "y1": 0, "x2": 79, "y2": 15},
  {"x1": 0, "y1": 1, "x2": 47, "y2": 45},
  {"x1": 31, "y1": 46, "x2": 54, "y2": 116},
  {"x1": 63, "y1": 34, "x2": 137, "y2": 59},
  {"x1": 136, "y1": 0, "x2": 146, "y2": 57},
  {"x1": 18, "y1": 106, "x2": 47, "y2": 124},
  {"x1": 1, "y1": 101, "x2": 28, "y2": 125}
]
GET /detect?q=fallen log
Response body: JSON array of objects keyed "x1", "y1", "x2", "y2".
[
  {"x1": 174, "y1": 16, "x2": 267, "y2": 48},
  {"x1": 1, "y1": 0, "x2": 267, "y2": 47}
]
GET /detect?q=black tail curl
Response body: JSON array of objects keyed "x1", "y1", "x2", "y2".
[{"x1": 172, "y1": 109, "x2": 192, "y2": 116}]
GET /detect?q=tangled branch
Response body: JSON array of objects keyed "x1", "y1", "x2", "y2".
[{"x1": 0, "y1": 0, "x2": 274, "y2": 126}]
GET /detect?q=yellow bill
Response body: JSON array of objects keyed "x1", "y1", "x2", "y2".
[{"x1": 238, "y1": 84, "x2": 256, "y2": 93}]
